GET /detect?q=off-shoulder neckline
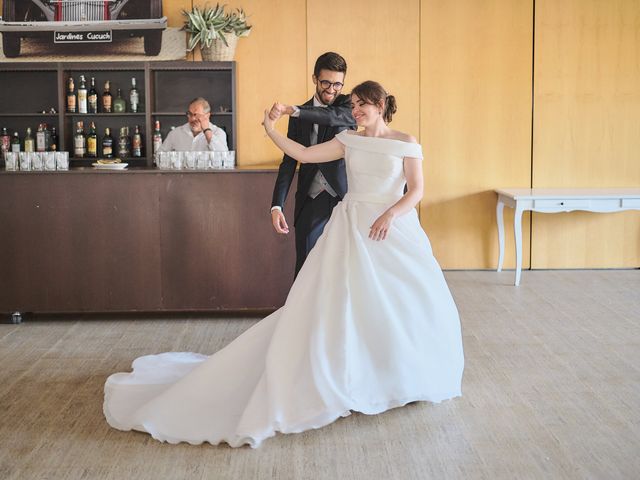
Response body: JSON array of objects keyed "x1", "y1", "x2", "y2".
[{"x1": 339, "y1": 130, "x2": 419, "y2": 146}]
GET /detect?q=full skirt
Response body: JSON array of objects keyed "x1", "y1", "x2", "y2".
[{"x1": 104, "y1": 196, "x2": 465, "y2": 448}]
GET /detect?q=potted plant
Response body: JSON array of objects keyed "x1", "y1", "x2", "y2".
[{"x1": 182, "y1": 3, "x2": 252, "y2": 61}]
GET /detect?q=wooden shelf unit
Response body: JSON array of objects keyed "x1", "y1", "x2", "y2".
[{"x1": 0, "y1": 61, "x2": 237, "y2": 167}]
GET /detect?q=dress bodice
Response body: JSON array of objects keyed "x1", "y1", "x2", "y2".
[{"x1": 335, "y1": 131, "x2": 423, "y2": 202}]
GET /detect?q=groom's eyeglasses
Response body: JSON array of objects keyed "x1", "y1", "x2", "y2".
[{"x1": 319, "y1": 80, "x2": 344, "y2": 90}]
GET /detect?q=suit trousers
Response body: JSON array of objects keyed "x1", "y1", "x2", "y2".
[{"x1": 294, "y1": 191, "x2": 340, "y2": 278}]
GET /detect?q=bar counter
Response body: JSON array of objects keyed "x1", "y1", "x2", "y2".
[{"x1": 0, "y1": 167, "x2": 296, "y2": 319}]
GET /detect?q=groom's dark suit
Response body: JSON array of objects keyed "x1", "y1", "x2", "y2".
[{"x1": 271, "y1": 94, "x2": 355, "y2": 277}]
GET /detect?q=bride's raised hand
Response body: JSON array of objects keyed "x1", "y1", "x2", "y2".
[{"x1": 263, "y1": 104, "x2": 278, "y2": 133}]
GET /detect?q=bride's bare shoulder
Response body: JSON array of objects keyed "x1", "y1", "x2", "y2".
[{"x1": 388, "y1": 130, "x2": 418, "y2": 144}]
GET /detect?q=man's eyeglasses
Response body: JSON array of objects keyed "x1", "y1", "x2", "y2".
[
  {"x1": 186, "y1": 111, "x2": 207, "y2": 118},
  {"x1": 319, "y1": 80, "x2": 344, "y2": 90}
]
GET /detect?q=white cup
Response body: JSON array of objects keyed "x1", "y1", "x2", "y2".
[
  {"x1": 196, "y1": 151, "x2": 208, "y2": 170},
  {"x1": 5, "y1": 152, "x2": 18, "y2": 171},
  {"x1": 168, "y1": 151, "x2": 180, "y2": 169},
  {"x1": 210, "y1": 151, "x2": 222, "y2": 169},
  {"x1": 222, "y1": 151, "x2": 236, "y2": 169},
  {"x1": 185, "y1": 151, "x2": 197, "y2": 169},
  {"x1": 55, "y1": 151, "x2": 69, "y2": 170},
  {"x1": 19, "y1": 152, "x2": 31, "y2": 171},
  {"x1": 44, "y1": 152, "x2": 57, "y2": 171},
  {"x1": 31, "y1": 152, "x2": 44, "y2": 171},
  {"x1": 157, "y1": 151, "x2": 170, "y2": 169}
]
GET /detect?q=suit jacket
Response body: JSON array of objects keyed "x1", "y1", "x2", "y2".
[{"x1": 271, "y1": 94, "x2": 356, "y2": 225}]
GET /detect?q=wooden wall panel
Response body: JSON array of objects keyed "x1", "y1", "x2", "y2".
[
  {"x1": 421, "y1": 0, "x2": 533, "y2": 269},
  {"x1": 533, "y1": 0, "x2": 640, "y2": 268},
  {"x1": 192, "y1": 0, "x2": 307, "y2": 166},
  {"x1": 306, "y1": 0, "x2": 420, "y2": 139}
]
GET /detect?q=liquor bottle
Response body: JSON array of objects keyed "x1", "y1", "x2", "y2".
[
  {"x1": 102, "y1": 80, "x2": 112, "y2": 113},
  {"x1": 102, "y1": 127, "x2": 114, "y2": 158},
  {"x1": 118, "y1": 126, "x2": 130, "y2": 159},
  {"x1": 67, "y1": 77, "x2": 76, "y2": 113},
  {"x1": 152, "y1": 120, "x2": 163, "y2": 154},
  {"x1": 74, "y1": 121, "x2": 86, "y2": 158},
  {"x1": 11, "y1": 131, "x2": 21, "y2": 153},
  {"x1": 132, "y1": 125, "x2": 143, "y2": 157},
  {"x1": 77, "y1": 75, "x2": 88, "y2": 114},
  {"x1": 129, "y1": 77, "x2": 139, "y2": 113},
  {"x1": 113, "y1": 88, "x2": 126, "y2": 113},
  {"x1": 37, "y1": 123, "x2": 51, "y2": 152},
  {"x1": 24, "y1": 127, "x2": 35, "y2": 153},
  {"x1": 36, "y1": 123, "x2": 46, "y2": 152},
  {"x1": 88, "y1": 77, "x2": 98, "y2": 114},
  {"x1": 87, "y1": 121, "x2": 98, "y2": 158},
  {"x1": 43, "y1": 124, "x2": 51, "y2": 151},
  {"x1": 49, "y1": 127, "x2": 58, "y2": 152},
  {"x1": 0, "y1": 127, "x2": 10, "y2": 158}
]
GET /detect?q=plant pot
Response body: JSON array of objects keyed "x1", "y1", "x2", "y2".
[{"x1": 200, "y1": 34, "x2": 238, "y2": 61}]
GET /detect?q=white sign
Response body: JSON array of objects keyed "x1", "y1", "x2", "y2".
[{"x1": 54, "y1": 31, "x2": 113, "y2": 43}]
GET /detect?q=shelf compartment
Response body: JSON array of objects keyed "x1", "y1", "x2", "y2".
[{"x1": 0, "y1": 71, "x2": 58, "y2": 115}]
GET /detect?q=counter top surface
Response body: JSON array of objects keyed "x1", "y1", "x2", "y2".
[{"x1": 0, "y1": 166, "x2": 279, "y2": 174}]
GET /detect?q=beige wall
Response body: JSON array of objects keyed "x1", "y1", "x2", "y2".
[
  {"x1": 532, "y1": 0, "x2": 640, "y2": 268},
  {"x1": 194, "y1": 0, "x2": 309, "y2": 166},
  {"x1": 2, "y1": 0, "x2": 638, "y2": 269},
  {"x1": 421, "y1": 0, "x2": 533, "y2": 268}
]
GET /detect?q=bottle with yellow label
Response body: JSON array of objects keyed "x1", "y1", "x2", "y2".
[
  {"x1": 102, "y1": 127, "x2": 114, "y2": 158},
  {"x1": 77, "y1": 75, "x2": 88, "y2": 114},
  {"x1": 24, "y1": 127, "x2": 35, "y2": 153},
  {"x1": 87, "y1": 121, "x2": 97, "y2": 158},
  {"x1": 67, "y1": 77, "x2": 76, "y2": 113}
]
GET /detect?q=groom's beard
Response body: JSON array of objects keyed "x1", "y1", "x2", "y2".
[{"x1": 316, "y1": 87, "x2": 338, "y2": 106}]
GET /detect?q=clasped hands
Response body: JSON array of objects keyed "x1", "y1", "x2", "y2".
[{"x1": 263, "y1": 102, "x2": 294, "y2": 133}]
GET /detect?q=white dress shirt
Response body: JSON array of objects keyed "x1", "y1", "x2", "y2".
[{"x1": 159, "y1": 123, "x2": 228, "y2": 152}]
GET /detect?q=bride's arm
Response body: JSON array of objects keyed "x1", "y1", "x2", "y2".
[
  {"x1": 369, "y1": 156, "x2": 424, "y2": 241},
  {"x1": 263, "y1": 109, "x2": 345, "y2": 164}
]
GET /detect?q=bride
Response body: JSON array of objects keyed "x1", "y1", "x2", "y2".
[{"x1": 103, "y1": 80, "x2": 464, "y2": 448}]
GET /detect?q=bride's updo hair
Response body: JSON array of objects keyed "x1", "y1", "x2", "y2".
[{"x1": 351, "y1": 80, "x2": 397, "y2": 123}]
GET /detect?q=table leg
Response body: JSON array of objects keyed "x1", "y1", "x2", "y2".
[
  {"x1": 496, "y1": 197, "x2": 505, "y2": 272},
  {"x1": 514, "y1": 205, "x2": 524, "y2": 286}
]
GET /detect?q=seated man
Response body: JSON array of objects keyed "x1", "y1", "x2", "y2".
[{"x1": 160, "y1": 97, "x2": 228, "y2": 152}]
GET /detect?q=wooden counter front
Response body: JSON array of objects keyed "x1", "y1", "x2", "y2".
[{"x1": 0, "y1": 169, "x2": 296, "y2": 315}]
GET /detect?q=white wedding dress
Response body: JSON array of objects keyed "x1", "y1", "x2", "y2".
[{"x1": 104, "y1": 131, "x2": 465, "y2": 448}]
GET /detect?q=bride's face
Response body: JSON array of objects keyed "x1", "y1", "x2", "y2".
[{"x1": 350, "y1": 93, "x2": 382, "y2": 127}]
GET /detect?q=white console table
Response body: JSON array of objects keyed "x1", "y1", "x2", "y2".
[{"x1": 495, "y1": 188, "x2": 640, "y2": 285}]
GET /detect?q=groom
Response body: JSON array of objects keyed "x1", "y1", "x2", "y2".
[{"x1": 270, "y1": 52, "x2": 356, "y2": 277}]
